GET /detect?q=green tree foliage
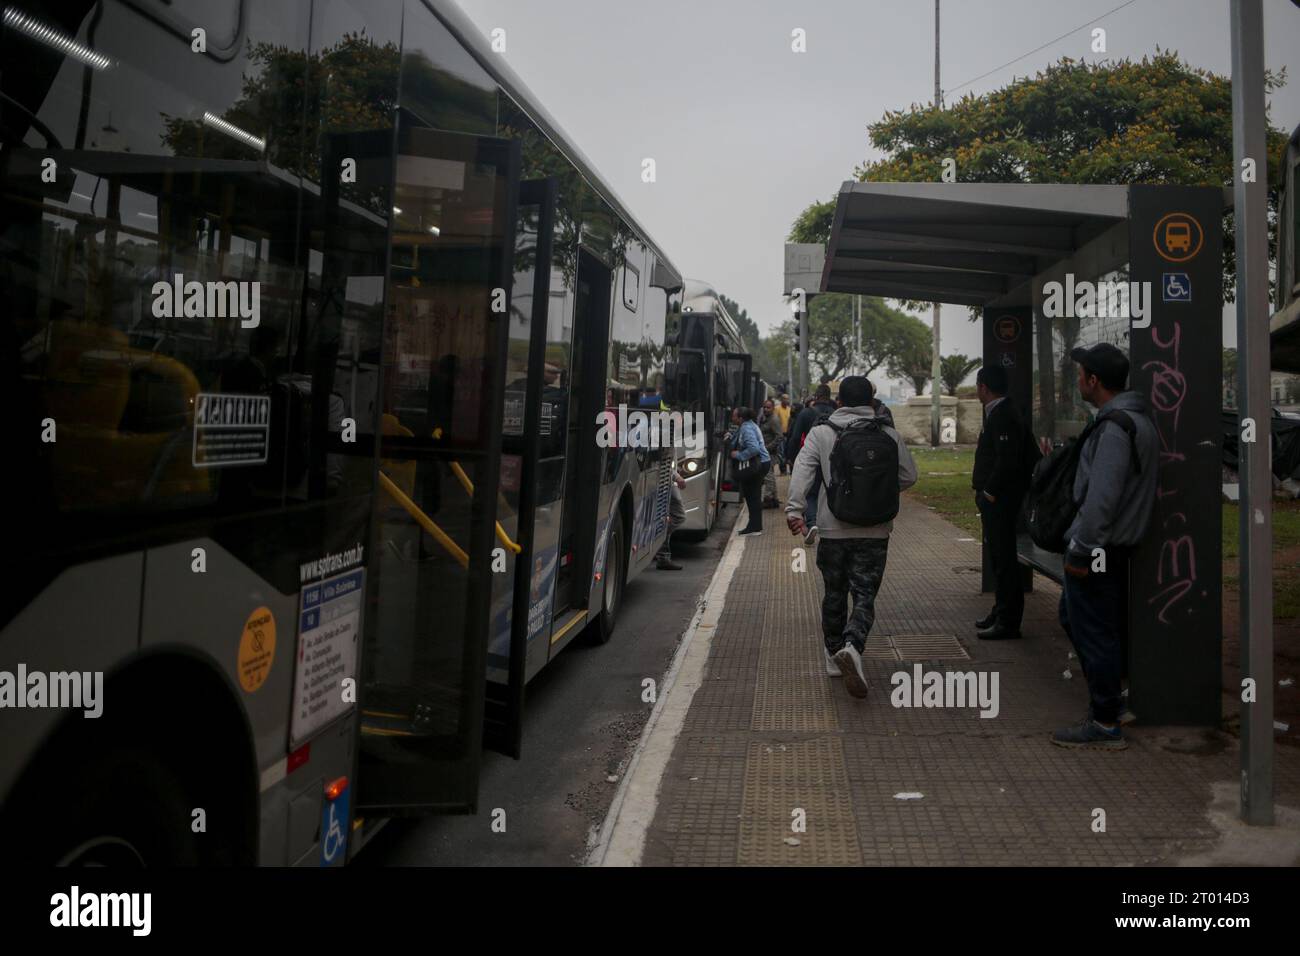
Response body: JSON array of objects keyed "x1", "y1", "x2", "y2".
[
  {"x1": 773, "y1": 294, "x2": 931, "y2": 385},
  {"x1": 940, "y1": 353, "x2": 983, "y2": 395},
  {"x1": 790, "y1": 51, "x2": 1290, "y2": 303},
  {"x1": 788, "y1": 198, "x2": 837, "y2": 244},
  {"x1": 890, "y1": 324, "x2": 935, "y2": 396}
]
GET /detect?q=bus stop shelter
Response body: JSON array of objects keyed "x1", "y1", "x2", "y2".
[{"x1": 819, "y1": 181, "x2": 1227, "y2": 728}]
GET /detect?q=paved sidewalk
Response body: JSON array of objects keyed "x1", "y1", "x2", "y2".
[{"x1": 631, "y1": 478, "x2": 1300, "y2": 866}]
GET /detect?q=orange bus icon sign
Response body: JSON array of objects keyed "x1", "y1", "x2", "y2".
[{"x1": 1153, "y1": 213, "x2": 1203, "y2": 262}]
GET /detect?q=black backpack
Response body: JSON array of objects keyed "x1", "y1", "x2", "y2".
[
  {"x1": 823, "y1": 417, "x2": 900, "y2": 526},
  {"x1": 1025, "y1": 410, "x2": 1140, "y2": 553}
]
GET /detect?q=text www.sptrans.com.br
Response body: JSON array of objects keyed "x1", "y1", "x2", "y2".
[{"x1": 1114, "y1": 915, "x2": 1250, "y2": 929}]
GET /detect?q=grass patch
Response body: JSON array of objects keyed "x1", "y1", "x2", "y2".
[
  {"x1": 905, "y1": 446, "x2": 981, "y2": 538},
  {"x1": 1222, "y1": 497, "x2": 1300, "y2": 619}
]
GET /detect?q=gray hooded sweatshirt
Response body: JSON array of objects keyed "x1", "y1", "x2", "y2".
[
  {"x1": 1066, "y1": 390, "x2": 1159, "y2": 561},
  {"x1": 785, "y1": 405, "x2": 918, "y2": 539}
]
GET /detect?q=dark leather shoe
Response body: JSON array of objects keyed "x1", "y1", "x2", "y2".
[
  {"x1": 656, "y1": 557, "x2": 683, "y2": 570},
  {"x1": 977, "y1": 623, "x2": 1021, "y2": 640},
  {"x1": 974, "y1": 610, "x2": 998, "y2": 629}
]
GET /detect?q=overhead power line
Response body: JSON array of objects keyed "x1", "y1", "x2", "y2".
[{"x1": 945, "y1": 0, "x2": 1140, "y2": 98}]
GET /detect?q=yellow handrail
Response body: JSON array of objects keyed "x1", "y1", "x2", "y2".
[
  {"x1": 378, "y1": 470, "x2": 469, "y2": 569},
  {"x1": 448, "y1": 460, "x2": 523, "y2": 555}
]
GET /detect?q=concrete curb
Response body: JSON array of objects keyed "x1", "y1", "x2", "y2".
[{"x1": 587, "y1": 521, "x2": 748, "y2": 866}]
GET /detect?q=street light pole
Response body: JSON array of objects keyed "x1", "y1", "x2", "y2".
[
  {"x1": 930, "y1": 0, "x2": 943, "y2": 446},
  {"x1": 1230, "y1": 0, "x2": 1273, "y2": 826}
]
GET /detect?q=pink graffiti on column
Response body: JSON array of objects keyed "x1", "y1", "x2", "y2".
[{"x1": 1141, "y1": 322, "x2": 1197, "y2": 624}]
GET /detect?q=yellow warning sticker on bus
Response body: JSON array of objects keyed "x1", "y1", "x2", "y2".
[{"x1": 238, "y1": 606, "x2": 276, "y2": 693}]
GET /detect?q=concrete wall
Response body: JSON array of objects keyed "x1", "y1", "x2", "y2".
[{"x1": 891, "y1": 396, "x2": 982, "y2": 445}]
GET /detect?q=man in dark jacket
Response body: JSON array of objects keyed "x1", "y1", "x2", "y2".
[
  {"x1": 1052, "y1": 343, "x2": 1158, "y2": 751},
  {"x1": 785, "y1": 384, "x2": 837, "y2": 538},
  {"x1": 971, "y1": 366, "x2": 1032, "y2": 640}
]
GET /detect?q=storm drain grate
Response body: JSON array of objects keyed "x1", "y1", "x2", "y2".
[{"x1": 868, "y1": 633, "x2": 971, "y2": 662}]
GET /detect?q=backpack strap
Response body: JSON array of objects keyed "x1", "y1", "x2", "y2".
[{"x1": 1088, "y1": 409, "x2": 1142, "y2": 476}]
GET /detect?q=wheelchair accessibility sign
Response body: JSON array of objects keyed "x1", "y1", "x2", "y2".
[
  {"x1": 1162, "y1": 272, "x2": 1191, "y2": 303},
  {"x1": 321, "y1": 785, "x2": 349, "y2": 865}
]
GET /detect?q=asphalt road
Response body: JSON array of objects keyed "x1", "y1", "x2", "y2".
[{"x1": 362, "y1": 503, "x2": 740, "y2": 866}]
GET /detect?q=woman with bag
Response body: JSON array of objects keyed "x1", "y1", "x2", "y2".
[{"x1": 729, "y1": 406, "x2": 771, "y2": 536}]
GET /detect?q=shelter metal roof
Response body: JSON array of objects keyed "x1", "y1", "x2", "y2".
[{"x1": 820, "y1": 182, "x2": 1130, "y2": 306}]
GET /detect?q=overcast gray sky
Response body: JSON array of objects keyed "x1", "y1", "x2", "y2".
[{"x1": 458, "y1": 0, "x2": 1300, "y2": 374}]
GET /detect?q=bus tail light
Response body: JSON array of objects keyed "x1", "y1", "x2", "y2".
[{"x1": 325, "y1": 776, "x2": 349, "y2": 801}]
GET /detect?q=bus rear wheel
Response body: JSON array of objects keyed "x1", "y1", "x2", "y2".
[{"x1": 591, "y1": 514, "x2": 625, "y2": 645}]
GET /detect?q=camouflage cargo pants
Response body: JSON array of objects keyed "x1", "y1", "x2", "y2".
[{"x1": 814, "y1": 536, "x2": 889, "y2": 655}]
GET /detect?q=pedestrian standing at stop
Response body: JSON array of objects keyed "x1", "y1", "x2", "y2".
[
  {"x1": 759, "y1": 398, "x2": 783, "y2": 507},
  {"x1": 786, "y1": 377, "x2": 917, "y2": 699},
  {"x1": 774, "y1": 394, "x2": 793, "y2": 473},
  {"x1": 729, "y1": 406, "x2": 771, "y2": 536},
  {"x1": 1051, "y1": 344, "x2": 1157, "y2": 751},
  {"x1": 972, "y1": 365, "x2": 1037, "y2": 641}
]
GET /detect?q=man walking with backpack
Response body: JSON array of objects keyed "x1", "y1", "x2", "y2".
[
  {"x1": 1048, "y1": 343, "x2": 1157, "y2": 750},
  {"x1": 972, "y1": 366, "x2": 1038, "y2": 641},
  {"x1": 786, "y1": 377, "x2": 918, "y2": 699}
]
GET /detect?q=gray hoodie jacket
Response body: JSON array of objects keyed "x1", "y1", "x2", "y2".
[
  {"x1": 1066, "y1": 390, "x2": 1159, "y2": 562},
  {"x1": 785, "y1": 405, "x2": 918, "y2": 539}
]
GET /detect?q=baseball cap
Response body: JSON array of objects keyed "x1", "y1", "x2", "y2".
[{"x1": 1069, "y1": 342, "x2": 1129, "y2": 388}]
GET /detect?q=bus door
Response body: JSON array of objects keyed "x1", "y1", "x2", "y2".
[
  {"x1": 357, "y1": 126, "x2": 520, "y2": 815},
  {"x1": 552, "y1": 250, "x2": 613, "y2": 621},
  {"x1": 484, "y1": 177, "x2": 557, "y2": 757},
  {"x1": 717, "y1": 352, "x2": 752, "y2": 502}
]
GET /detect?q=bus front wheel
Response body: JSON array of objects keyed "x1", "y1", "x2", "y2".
[{"x1": 9, "y1": 744, "x2": 205, "y2": 866}]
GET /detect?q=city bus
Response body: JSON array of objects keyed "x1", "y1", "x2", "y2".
[
  {"x1": 0, "y1": 0, "x2": 682, "y2": 865},
  {"x1": 671, "y1": 279, "x2": 751, "y2": 533}
]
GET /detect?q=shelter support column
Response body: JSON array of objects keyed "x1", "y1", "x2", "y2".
[{"x1": 1125, "y1": 185, "x2": 1223, "y2": 727}]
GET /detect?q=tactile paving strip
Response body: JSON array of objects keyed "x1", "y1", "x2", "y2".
[
  {"x1": 737, "y1": 736, "x2": 863, "y2": 866},
  {"x1": 751, "y1": 540, "x2": 839, "y2": 732}
]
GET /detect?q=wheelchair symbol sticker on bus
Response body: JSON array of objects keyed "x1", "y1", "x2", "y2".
[
  {"x1": 321, "y1": 784, "x2": 349, "y2": 865},
  {"x1": 1152, "y1": 213, "x2": 1203, "y2": 263}
]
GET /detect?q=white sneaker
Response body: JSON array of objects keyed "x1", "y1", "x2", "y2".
[
  {"x1": 824, "y1": 649, "x2": 842, "y2": 677},
  {"x1": 833, "y1": 644, "x2": 869, "y2": 699},
  {"x1": 803, "y1": 526, "x2": 819, "y2": 547}
]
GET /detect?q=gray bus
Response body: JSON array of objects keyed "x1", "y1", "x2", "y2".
[
  {"x1": 668, "y1": 279, "x2": 755, "y2": 534},
  {"x1": 0, "y1": 0, "x2": 681, "y2": 865}
]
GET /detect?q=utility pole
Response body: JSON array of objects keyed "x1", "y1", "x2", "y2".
[
  {"x1": 930, "y1": 0, "x2": 943, "y2": 446},
  {"x1": 1231, "y1": 0, "x2": 1273, "y2": 826},
  {"x1": 799, "y1": 298, "x2": 810, "y2": 395}
]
